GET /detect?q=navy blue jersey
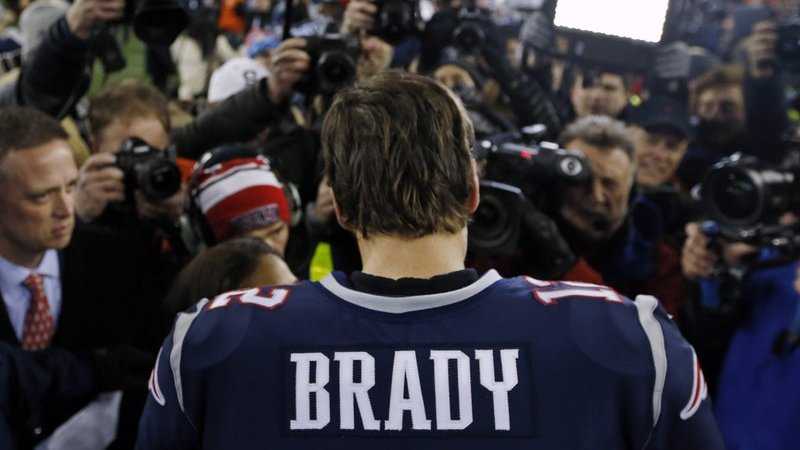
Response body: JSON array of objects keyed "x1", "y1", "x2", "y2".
[{"x1": 136, "y1": 270, "x2": 724, "y2": 449}]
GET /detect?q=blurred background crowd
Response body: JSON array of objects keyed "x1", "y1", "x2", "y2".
[{"x1": 0, "y1": 0, "x2": 799, "y2": 448}]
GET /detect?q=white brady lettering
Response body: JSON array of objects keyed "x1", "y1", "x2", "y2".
[
  {"x1": 475, "y1": 349, "x2": 519, "y2": 431},
  {"x1": 430, "y1": 350, "x2": 473, "y2": 430},
  {"x1": 290, "y1": 349, "x2": 520, "y2": 432},
  {"x1": 289, "y1": 353, "x2": 330, "y2": 430},
  {"x1": 385, "y1": 351, "x2": 432, "y2": 430},
  {"x1": 334, "y1": 352, "x2": 380, "y2": 430}
]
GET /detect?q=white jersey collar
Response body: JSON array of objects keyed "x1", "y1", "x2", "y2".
[{"x1": 319, "y1": 269, "x2": 502, "y2": 314}]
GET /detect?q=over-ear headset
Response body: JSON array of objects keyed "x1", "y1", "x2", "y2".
[{"x1": 187, "y1": 145, "x2": 302, "y2": 246}]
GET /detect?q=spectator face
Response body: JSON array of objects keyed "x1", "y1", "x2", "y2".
[
  {"x1": 695, "y1": 84, "x2": 746, "y2": 146},
  {"x1": 0, "y1": 140, "x2": 78, "y2": 266},
  {"x1": 571, "y1": 73, "x2": 628, "y2": 118},
  {"x1": 631, "y1": 126, "x2": 689, "y2": 187},
  {"x1": 245, "y1": 221, "x2": 289, "y2": 257},
  {"x1": 95, "y1": 115, "x2": 170, "y2": 154},
  {"x1": 559, "y1": 139, "x2": 634, "y2": 242}
]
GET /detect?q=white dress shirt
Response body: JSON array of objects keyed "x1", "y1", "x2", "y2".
[{"x1": 0, "y1": 250, "x2": 62, "y2": 340}]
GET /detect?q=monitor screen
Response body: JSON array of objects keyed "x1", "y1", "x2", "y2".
[{"x1": 554, "y1": 0, "x2": 670, "y2": 43}]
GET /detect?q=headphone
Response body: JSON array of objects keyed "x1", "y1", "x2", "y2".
[{"x1": 187, "y1": 145, "x2": 302, "y2": 246}]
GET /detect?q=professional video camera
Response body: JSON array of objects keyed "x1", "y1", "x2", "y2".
[
  {"x1": 297, "y1": 34, "x2": 361, "y2": 96},
  {"x1": 373, "y1": 0, "x2": 420, "y2": 43},
  {"x1": 469, "y1": 129, "x2": 591, "y2": 255},
  {"x1": 699, "y1": 152, "x2": 800, "y2": 257},
  {"x1": 116, "y1": 137, "x2": 182, "y2": 203}
]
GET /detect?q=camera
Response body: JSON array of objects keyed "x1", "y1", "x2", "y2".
[
  {"x1": 116, "y1": 138, "x2": 182, "y2": 203},
  {"x1": 469, "y1": 133, "x2": 591, "y2": 255},
  {"x1": 452, "y1": 6, "x2": 489, "y2": 54},
  {"x1": 123, "y1": 0, "x2": 190, "y2": 45},
  {"x1": 373, "y1": 0, "x2": 419, "y2": 44},
  {"x1": 701, "y1": 153, "x2": 800, "y2": 228},
  {"x1": 299, "y1": 35, "x2": 361, "y2": 96}
]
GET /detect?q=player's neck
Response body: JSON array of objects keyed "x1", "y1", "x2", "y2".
[{"x1": 358, "y1": 229, "x2": 468, "y2": 280}]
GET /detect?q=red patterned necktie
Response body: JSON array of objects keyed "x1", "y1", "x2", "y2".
[{"x1": 21, "y1": 273, "x2": 54, "y2": 350}]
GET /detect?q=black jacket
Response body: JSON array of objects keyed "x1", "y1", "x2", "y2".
[
  {"x1": 0, "y1": 224, "x2": 165, "y2": 448},
  {"x1": 0, "y1": 17, "x2": 90, "y2": 118},
  {"x1": 172, "y1": 78, "x2": 289, "y2": 159}
]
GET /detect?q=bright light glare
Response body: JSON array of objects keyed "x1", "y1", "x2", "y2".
[{"x1": 554, "y1": 0, "x2": 669, "y2": 43}]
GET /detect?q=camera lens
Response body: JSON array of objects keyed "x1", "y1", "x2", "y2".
[
  {"x1": 454, "y1": 22, "x2": 484, "y2": 52},
  {"x1": 707, "y1": 168, "x2": 761, "y2": 225},
  {"x1": 139, "y1": 160, "x2": 182, "y2": 201},
  {"x1": 318, "y1": 52, "x2": 357, "y2": 92}
]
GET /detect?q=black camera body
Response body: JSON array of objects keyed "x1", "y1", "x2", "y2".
[
  {"x1": 701, "y1": 153, "x2": 800, "y2": 228},
  {"x1": 373, "y1": 0, "x2": 419, "y2": 43},
  {"x1": 300, "y1": 34, "x2": 361, "y2": 96},
  {"x1": 116, "y1": 138, "x2": 182, "y2": 203},
  {"x1": 469, "y1": 134, "x2": 591, "y2": 255},
  {"x1": 452, "y1": 6, "x2": 488, "y2": 54},
  {"x1": 123, "y1": 0, "x2": 189, "y2": 45}
]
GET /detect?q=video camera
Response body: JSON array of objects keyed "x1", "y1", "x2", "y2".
[
  {"x1": 699, "y1": 153, "x2": 800, "y2": 257},
  {"x1": 469, "y1": 129, "x2": 591, "y2": 255},
  {"x1": 116, "y1": 137, "x2": 182, "y2": 203}
]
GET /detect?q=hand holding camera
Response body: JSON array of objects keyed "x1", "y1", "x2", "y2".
[
  {"x1": 75, "y1": 153, "x2": 125, "y2": 222},
  {"x1": 681, "y1": 222, "x2": 759, "y2": 281},
  {"x1": 681, "y1": 222, "x2": 719, "y2": 280},
  {"x1": 267, "y1": 38, "x2": 311, "y2": 103},
  {"x1": 66, "y1": 0, "x2": 125, "y2": 40},
  {"x1": 341, "y1": 0, "x2": 377, "y2": 35},
  {"x1": 741, "y1": 20, "x2": 778, "y2": 79},
  {"x1": 75, "y1": 138, "x2": 182, "y2": 223}
]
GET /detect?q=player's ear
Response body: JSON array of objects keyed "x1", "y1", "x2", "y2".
[
  {"x1": 332, "y1": 193, "x2": 349, "y2": 231},
  {"x1": 468, "y1": 159, "x2": 480, "y2": 214}
]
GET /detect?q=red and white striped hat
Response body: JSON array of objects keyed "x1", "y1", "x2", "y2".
[{"x1": 191, "y1": 156, "x2": 290, "y2": 242}]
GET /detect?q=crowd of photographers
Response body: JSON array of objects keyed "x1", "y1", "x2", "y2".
[{"x1": 0, "y1": 0, "x2": 799, "y2": 448}]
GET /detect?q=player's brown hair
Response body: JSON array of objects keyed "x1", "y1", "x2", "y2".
[
  {"x1": 88, "y1": 79, "x2": 171, "y2": 150},
  {"x1": 322, "y1": 71, "x2": 475, "y2": 238}
]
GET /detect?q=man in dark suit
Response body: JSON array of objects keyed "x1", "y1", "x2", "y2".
[{"x1": 0, "y1": 106, "x2": 156, "y2": 449}]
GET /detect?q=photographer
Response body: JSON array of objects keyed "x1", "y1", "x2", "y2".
[
  {"x1": 680, "y1": 218, "x2": 800, "y2": 450},
  {"x1": 78, "y1": 80, "x2": 183, "y2": 228},
  {"x1": 339, "y1": 0, "x2": 419, "y2": 68},
  {"x1": 0, "y1": 0, "x2": 124, "y2": 117},
  {"x1": 419, "y1": 5, "x2": 563, "y2": 137},
  {"x1": 473, "y1": 116, "x2": 688, "y2": 315},
  {"x1": 678, "y1": 8, "x2": 790, "y2": 188}
]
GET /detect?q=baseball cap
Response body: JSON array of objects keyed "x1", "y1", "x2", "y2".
[
  {"x1": 207, "y1": 57, "x2": 269, "y2": 103},
  {"x1": 629, "y1": 95, "x2": 693, "y2": 140},
  {"x1": 191, "y1": 156, "x2": 290, "y2": 243}
]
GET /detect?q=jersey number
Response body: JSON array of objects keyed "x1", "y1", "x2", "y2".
[
  {"x1": 208, "y1": 286, "x2": 291, "y2": 310},
  {"x1": 524, "y1": 277, "x2": 622, "y2": 305}
]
